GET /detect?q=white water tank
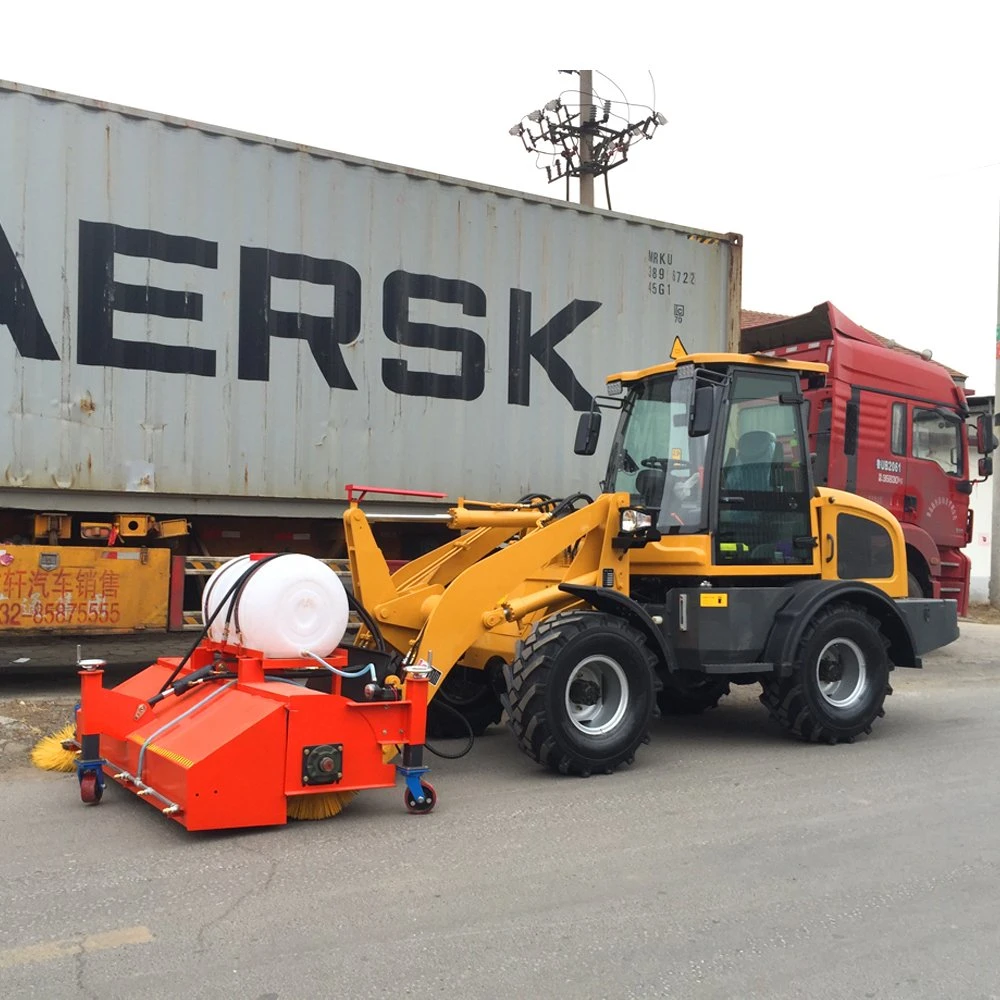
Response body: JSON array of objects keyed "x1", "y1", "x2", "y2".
[{"x1": 201, "y1": 553, "x2": 350, "y2": 658}]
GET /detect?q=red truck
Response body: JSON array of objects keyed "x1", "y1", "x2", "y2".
[{"x1": 741, "y1": 302, "x2": 994, "y2": 615}]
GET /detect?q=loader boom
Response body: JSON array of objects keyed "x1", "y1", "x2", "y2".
[{"x1": 344, "y1": 494, "x2": 632, "y2": 691}]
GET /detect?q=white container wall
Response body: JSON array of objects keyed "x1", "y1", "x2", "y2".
[{"x1": 0, "y1": 82, "x2": 741, "y2": 514}]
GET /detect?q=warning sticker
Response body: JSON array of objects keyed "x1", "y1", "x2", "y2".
[{"x1": 699, "y1": 592, "x2": 728, "y2": 608}]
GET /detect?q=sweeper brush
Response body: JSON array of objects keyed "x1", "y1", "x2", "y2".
[
  {"x1": 31, "y1": 723, "x2": 79, "y2": 773},
  {"x1": 62, "y1": 553, "x2": 437, "y2": 831}
]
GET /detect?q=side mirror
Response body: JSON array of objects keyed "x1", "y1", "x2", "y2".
[
  {"x1": 976, "y1": 413, "x2": 996, "y2": 454},
  {"x1": 979, "y1": 455, "x2": 993, "y2": 478},
  {"x1": 844, "y1": 400, "x2": 859, "y2": 456},
  {"x1": 574, "y1": 410, "x2": 602, "y2": 456},
  {"x1": 689, "y1": 385, "x2": 714, "y2": 438},
  {"x1": 956, "y1": 479, "x2": 974, "y2": 495}
]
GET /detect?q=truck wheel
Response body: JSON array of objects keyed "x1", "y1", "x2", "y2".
[
  {"x1": 657, "y1": 677, "x2": 730, "y2": 715},
  {"x1": 426, "y1": 665, "x2": 504, "y2": 739},
  {"x1": 760, "y1": 602, "x2": 892, "y2": 744},
  {"x1": 907, "y1": 572, "x2": 926, "y2": 598},
  {"x1": 504, "y1": 610, "x2": 656, "y2": 776}
]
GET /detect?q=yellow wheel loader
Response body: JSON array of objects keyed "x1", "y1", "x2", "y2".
[{"x1": 344, "y1": 352, "x2": 959, "y2": 776}]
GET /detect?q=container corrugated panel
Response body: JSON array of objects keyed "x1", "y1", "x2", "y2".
[{"x1": 0, "y1": 81, "x2": 741, "y2": 511}]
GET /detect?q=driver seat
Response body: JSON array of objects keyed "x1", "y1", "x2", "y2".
[
  {"x1": 725, "y1": 430, "x2": 780, "y2": 492},
  {"x1": 635, "y1": 468, "x2": 665, "y2": 508}
]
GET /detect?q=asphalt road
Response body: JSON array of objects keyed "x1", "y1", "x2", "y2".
[{"x1": 2, "y1": 625, "x2": 998, "y2": 1000}]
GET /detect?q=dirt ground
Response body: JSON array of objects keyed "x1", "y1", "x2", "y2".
[
  {"x1": 0, "y1": 695, "x2": 76, "y2": 776},
  {"x1": 963, "y1": 603, "x2": 1000, "y2": 625}
]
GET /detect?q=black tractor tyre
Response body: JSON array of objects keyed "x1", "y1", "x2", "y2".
[
  {"x1": 759, "y1": 602, "x2": 893, "y2": 745},
  {"x1": 503, "y1": 610, "x2": 657, "y2": 776},
  {"x1": 426, "y1": 665, "x2": 504, "y2": 739},
  {"x1": 657, "y1": 677, "x2": 731, "y2": 715},
  {"x1": 907, "y1": 571, "x2": 927, "y2": 598}
]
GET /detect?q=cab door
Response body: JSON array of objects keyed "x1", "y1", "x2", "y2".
[
  {"x1": 849, "y1": 391, "x2": 907, "y2": 523},
  {"x1": 906, "y1": 404, "x2": 967, "y2": 549},
  {"x1": 715, "y1": 369, "x2": 815, "y2": 567}
]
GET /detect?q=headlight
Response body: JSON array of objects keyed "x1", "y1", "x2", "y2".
[{"x1": 620, "y1": 509, "x2": 654, "y2": 534}]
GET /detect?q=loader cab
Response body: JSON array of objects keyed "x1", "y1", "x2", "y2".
[{"x1": 602, "y1": 357, "x2": 817, "y2": 567}]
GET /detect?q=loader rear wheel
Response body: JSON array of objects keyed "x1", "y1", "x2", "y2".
[
  {"x1": 504, "y1": 610, "x2": 656, "y2": 776},
  {"x1": 759, "y1": 602, "x2": 892, "y2": 744},
  {"x1": 657, "y1": 677, "x2": 730, "y2": 715},
  {"x1": 426, "y1": 665, "x2": 504, "y2": 739}
]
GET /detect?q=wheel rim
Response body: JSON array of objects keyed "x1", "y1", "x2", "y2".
[
  {"x1": 564, "y1": 655, "x2": 629, "y2": 736},
  {"x1": 815, "y1": 637, "x2": 869, "y2": 709}
]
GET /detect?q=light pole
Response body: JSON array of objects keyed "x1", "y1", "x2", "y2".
[
  {"x1": 991, "y1": 202, "x2": 1000, "y2": 607},
  {"x1": 509, "y1": 70, "x2": 667, "y2": 210},
  {"x1": 578, "y1": 70, "x2": 595, "y2": 208}
]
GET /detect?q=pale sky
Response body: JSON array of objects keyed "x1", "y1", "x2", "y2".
[{"x1": 7, "y1": 1, "x2": 999, "y2": 392}]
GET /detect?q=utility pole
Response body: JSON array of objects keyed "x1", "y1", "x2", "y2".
[
  {"x1": 991, "y1": 201, "x2": 1000, "y2": 607},
  {"x1": 578, "y1": 70, "x2": 595, "y2": 207}
]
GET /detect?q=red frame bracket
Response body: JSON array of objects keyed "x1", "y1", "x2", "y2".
[{"x1": 344, "y1": 484, "x2": 448, "y2": 504}]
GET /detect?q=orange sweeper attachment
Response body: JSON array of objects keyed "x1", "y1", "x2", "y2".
[{"x1": 67, "y1": 553, "x2": 436, "y2": 831}]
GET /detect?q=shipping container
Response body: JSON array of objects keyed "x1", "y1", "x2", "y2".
[
  {"x1": 0, "y1": 80, "x2": 741, "y2": 660},
  {"x1": 0, "y1": 80, "x2": 741, "y2": 515}
]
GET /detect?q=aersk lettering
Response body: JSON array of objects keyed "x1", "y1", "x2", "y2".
[
  {"x1": 238, "y1": 246, "x2": 362, "y2": 389},
  {"x1": 0, "y1": 220, "x2": 59, "y2": 360},
  {"x1": 508, "y1": 290, "x2": 600, "y2": 412},
  {"x1": 0, "y1": 218, "x2": 599, "y2": 409},
  {"x1": 382, "y1": 270, "x2": 486, "y2": 401},
  {"x1": 78, "y1": 222, "x2": 218, "y2": 376}
]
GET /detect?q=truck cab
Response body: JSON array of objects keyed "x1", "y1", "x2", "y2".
[{"x1": 742, "y1": 302, "x2": 991, "y2": 615}]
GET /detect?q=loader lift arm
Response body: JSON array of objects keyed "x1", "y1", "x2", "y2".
[{"x1": 343, "y1": 493, "x2": 633, "y2": 697}]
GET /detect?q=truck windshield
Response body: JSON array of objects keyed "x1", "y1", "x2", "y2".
[{"x1": 605, "y1": 374, "x2": 707, "y2": 529}]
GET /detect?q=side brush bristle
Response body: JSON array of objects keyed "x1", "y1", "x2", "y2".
[
  {"x1": 286, "y1": 790, "x2": 358, "y2": 821},
  {"x1": 30, "y1": 723, "x2": 79, "y2": 773}
]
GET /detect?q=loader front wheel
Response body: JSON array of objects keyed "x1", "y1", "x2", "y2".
[
  {"x1": 505, "y1": 610, "x2": 656, "y2": 776},
  {"x1": 426, "y1": 665, "x2": 504, "y2": 739},
  {"x1": 759, "y1": 602, "x2": 892, "y2": 744}
]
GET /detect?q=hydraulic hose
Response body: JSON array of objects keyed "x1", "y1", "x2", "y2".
[
  {"x1": 424, "y1": 700, "x2": 475, "y2": 760},
  {"x1": 157, "y1": 553, "x2": 286, "y2": 694},
  {"x1": 346, "y1": 591, "x2": 387, "y2": 653},
  {"x1": 300, "y1": 649, "x2": 377, "y2": 682}
]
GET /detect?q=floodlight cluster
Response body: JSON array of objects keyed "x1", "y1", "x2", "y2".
[{"x1": 509, "y1": 84, "x2": 667, "y2": 190}]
